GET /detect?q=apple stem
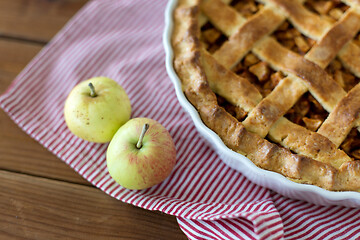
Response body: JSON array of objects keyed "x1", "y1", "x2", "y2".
[
  {"x1": 136, "y1": 123, "x2": 149, "y2": 149},
  {"x1": 88, "y1": 82, "x2": 97, "y2": 97}
]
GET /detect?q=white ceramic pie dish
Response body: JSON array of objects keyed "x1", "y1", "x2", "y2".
[{"x1": 163, "y1": 0, "x2": 360, "y2": 208}]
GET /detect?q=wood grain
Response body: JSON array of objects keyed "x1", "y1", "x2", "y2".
[
  {"x1": 0, "y1": 0, "x2": 88, "y2": 42},
  {"x1": 0, "y1": 38, "x2": 90, "y2": 185},
  {"x1": 0, "y1": 110, "x2": 90, "y2": 185},
  {"x1": 0, "y1": 39, "x2": 42, "y2": 92},
  {"x1": 0, "y1": 170, "x2": 186, "y2": 240}
]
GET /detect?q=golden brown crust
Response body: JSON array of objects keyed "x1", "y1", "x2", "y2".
[
  {"x1": 253, "y1": 37, "x2": 347, "y2": 112},
  {"x1": 338, "y1": 42, "x2": 360, "y2": 78},
  {"x1": 343, "y1": 0, "x2": 360, "y2": 7},
  {"x1": 201, "y1": 0, "x2": 245, "y2": 36},
  {"x1": 305, "y1": 9, "x2": 360, "y2": 68},
  {"x1": 318, "y1": 83, "x2": 360, "y2": 147},
  {"x1": 201, "y1": 50, "x2": 262, "y2": 112},
  {"x1": 243, "y1": 76, "x2": 307, "y2": 138},
  {"x1": 337, "y1": 161, "x2": 360, "y2": 191},
  {"x1": 266, "y1": 0, "x2": 332, "y2": 39},
  {"x1": 212, "y1": 6, "x2": 284, "y2": 69},
  {"x1": 172, "y1": 0, "x2": 360, "y2": 191},
  {"x1": 269, "y1": 118, "x2": 351, "y2": 169}
]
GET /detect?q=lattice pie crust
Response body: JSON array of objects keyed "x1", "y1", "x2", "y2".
[{"x1": 172, "y1": 0, "x2": 360, "y2": 191}]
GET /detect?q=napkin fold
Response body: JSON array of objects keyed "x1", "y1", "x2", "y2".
[{"x1": 1, "y1": 1, "x2": 360, "y2": 239}]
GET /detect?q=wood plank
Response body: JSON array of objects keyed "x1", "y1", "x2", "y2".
[
  {"x1": 0, "y1": 110, "x2": 90, "y2": 185},
  {"x1": 0, "y1": 170, "x2": 186, "y2": 240},
  {"x1": 0, "y1": 39, "x2": 43, "y2": 93},
  {"x1": 0, "y1": 0, "x2": 88, "y2": 42},
  {"x1": 0, "y1": 38, "x2": 89, "y2": 185}
]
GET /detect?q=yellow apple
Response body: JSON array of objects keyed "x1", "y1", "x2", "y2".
[
  {"x1": 106, "y1": 118, "x2": 177, "y2": 190},
  {"x1": 64, "y1": 77, "x2": 131, "y2": 143}
]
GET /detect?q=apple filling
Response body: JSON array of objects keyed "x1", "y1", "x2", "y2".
[
  {"x1": 341, "y1": 128, "x2": 360, "y2": 160},
  {"x1": 230, "y1": 0, "x2": 263, "y2": 18},
  {"x1": 201, "y1": 22, "x2": 228, "y2": 53},
  {"x1": 273, "y1": 20, "x2": 316, "y2": 56},
  {"x1": 304, "y1": 0, "x2": 350, "y2": 21},
  {"x1": 326, "y1": 58, "x2": 359, "y2": 92},
  {"x1": 285, "y1": 92, "x2": 328, "y2": 132},
  {"x1": 216, "y1": 95, "x2": 248, "y2": 122}
]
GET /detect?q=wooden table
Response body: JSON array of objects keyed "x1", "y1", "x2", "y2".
[{"x1": 0, "y1": 1, "x2": 187, "y2": 239}]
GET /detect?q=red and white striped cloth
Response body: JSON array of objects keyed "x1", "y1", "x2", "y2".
[{"x1": 1, "y1": 1, "x2": 360, "y2": 239}]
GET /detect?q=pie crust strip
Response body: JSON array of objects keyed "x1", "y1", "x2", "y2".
[
  {"x1": 243, "y1": 76, "x2": 307, "y2": 138},
  {"x1": 305, "y1": 8, "x2": 360, "y2": 69},
  {"x1": 212, "y1": 5, "x2": 284, "y2": 69},
  {"x1": 264, "y1": 0, "x2": 332, "y2": 39},
  {"x1": 318, "y1": 83, "x2": 360, "y2": 147},
  {"x1": 201, "y1": 0, "x2": 246, "y2": 36},
  {"x1": 253, "y1": 37, "x2": 346, "y2": 112},
  {"x1": 338, "y1": 42, "x2": 360, "y2": 78},
  {"x1": 201, "y1": 50, "x2": 262, "y2": 112},
  {"x1": 199, "y1": 0, "x2": 232, "y2": 27}
]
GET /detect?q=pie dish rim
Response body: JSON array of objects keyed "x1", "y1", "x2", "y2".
[{"x1": 163, "y1": 0, "x2": 360, "y2": 207}]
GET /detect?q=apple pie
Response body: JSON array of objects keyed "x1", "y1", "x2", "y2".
[{"x1": 171, "y1": 0, "x2": 360, "y2": 191}]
